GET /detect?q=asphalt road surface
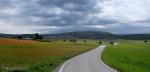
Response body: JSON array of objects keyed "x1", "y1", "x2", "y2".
[{"x1": 58, "y1": 45, "x2": 117, "y2": 72}]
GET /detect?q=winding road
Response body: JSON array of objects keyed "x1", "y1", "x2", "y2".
[{"x1": 58, "y1": 45, "x2": 117, "y2": 72}]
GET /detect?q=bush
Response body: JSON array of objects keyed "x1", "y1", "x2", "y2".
[
  {"x1": 144, "y1": 40, "x2": 148, "y2": 43},
  {"x1": 33, "y1": 33, "x2": 43, "y2": 40},
  {"x1": 17, "y1": 36, "x2": 22, "y2": 39},
  {"x1": 109, "y1": 41, "x2": 114, "y2": 45},
  {"x1": 99, "y1": 41, "x2": 102, "y2": 44},
  {"x1": 63, "y1": 40, "x2": 66, "y2": 42},
  {"x1": 72, "y1": 40, "x2": 76, "y2": 43},
  {"x1": 69, "y1": 39, "x2": 77, "y2": 43},
  {"x1": 84, "y1": 40, "x2": 87, "y2": 43}
]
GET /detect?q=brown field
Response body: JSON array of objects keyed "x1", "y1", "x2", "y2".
[
  {"x1": 0, "y1": 38, "x2": 98, "y2": 71},
  {"x1": 0, "y1": 38, "x2": 37, "y2": 45}
]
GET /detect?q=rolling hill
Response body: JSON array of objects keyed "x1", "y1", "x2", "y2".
[
  {"x1": 44, "y1": 31, "x2": 116, "y2": 39},
  {"x1": 0, "y1": 31, "x2": 150, "y2": 40}
]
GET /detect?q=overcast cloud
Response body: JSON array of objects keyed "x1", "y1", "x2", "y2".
[{"x1": 0, "y1": 0, "x2": 150, "y2": 34}]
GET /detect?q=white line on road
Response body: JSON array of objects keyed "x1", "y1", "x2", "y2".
[{"x1": 98, "y1": 45, "x2": 117, "y2": 72}]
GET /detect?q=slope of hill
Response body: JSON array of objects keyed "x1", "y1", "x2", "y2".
[
  {"x1": 0, "y1": 31, "x2": 150, "y2": 40},
  {"x1": 44, "y1": 31, "x2": 116, "y2": 39},
  {"x1": 119, "y1": 34, "x2": 150, "y2": 40},
  {"x1": 0, "y1": 33, "x2": 18, "y2": 38}
]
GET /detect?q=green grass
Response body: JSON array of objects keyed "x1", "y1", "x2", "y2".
[
  {"x1": 102, "y1": 40, "x2": 150, "y2": 72},
  {"x1": 0, "y1": 38, "x2": 99, "y2": 72}
]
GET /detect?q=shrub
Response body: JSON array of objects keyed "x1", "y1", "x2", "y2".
[
  {"x1": 84, "y1": 40, "x2": 87, "y2": 43},
  {"x1": 33, "y1": 33, "x2": 43, "y2": 40},
  {"x1": 17, "y1": 36, "x2": 22, "y2": 39},
  {"x1": 144, "y1": 40, "x2": 148, "y2": 43},
  {"x1": 99, "y1": 41, "x2": 102, "y2": 44}
]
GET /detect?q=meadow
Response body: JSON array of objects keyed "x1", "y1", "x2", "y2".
[
  {"x1": 0, "y1": 38, "x2": 99, "y2": 72},
  {"x1": 102, "y1": 40, "x2": 150, "y2": 72}
]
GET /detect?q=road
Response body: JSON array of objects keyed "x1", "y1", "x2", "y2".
[{"x1": 58, "y1": 45, "x2": 117, "y2": 72}]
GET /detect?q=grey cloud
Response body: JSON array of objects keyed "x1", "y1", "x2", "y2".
[
  {"x1": 0, "y1": 0, "x2": 13, "y2": 9},
  {"x1": 0, "y1": 0, "x2": 150, "y2": 34}
]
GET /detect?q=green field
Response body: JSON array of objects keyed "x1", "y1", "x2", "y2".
[
  {"x1": 0, "y1": 38, "x2": 99, "y2": 72},
  {"x1": 102, "y1": 40, "x2": 150, "y2": 72}
]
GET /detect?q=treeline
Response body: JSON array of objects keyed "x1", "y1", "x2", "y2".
[{"x1": 17, "y1": 33, "x2": 43, "y2": 40}]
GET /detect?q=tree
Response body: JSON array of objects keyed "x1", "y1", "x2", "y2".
[
  {"x1": 144, "y1": 40, "x2": 148, "y2": 43},
  {"x1": 109, "y1": 41, "x2": 114, "y2": 45},
  {"x1": 73, "y1": 39, "x2": 76, "y2": 43},
  {"x1": 63, "y1": 39, "x2": 66, "y2": 42},
  {"x1": 33, "y1": 33, "x2": 43, "y2": 40},
  {"x1": 17, "y1": 36, "x2": 22, "y2": 39},
  {"x1": 84, "y1": 40, "x2": 87, "y2": 43},
  {"x1": 99, "y1": 41, "x2": 102, "y2": 44},
  {"x1": 69, "y1": 40, "x2": 72, "y2": 42},
  {"x1": 69, "y1": 39, "x2": 77, "y2": 43}
]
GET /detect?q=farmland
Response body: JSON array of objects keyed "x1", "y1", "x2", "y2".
[
  {"x1": 102, "y1": 40, "x2": 150, "y2": 72},
  {"x1": 0, "y1": 38, "x2": 99, "y2": 72}
]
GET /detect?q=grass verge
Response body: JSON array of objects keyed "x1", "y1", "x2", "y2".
[{"x1": 102, "y1": 40, "x2": 150, "y2": 72}]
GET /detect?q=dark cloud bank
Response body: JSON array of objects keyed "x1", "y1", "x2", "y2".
[{"x1": 0, "y1": 0, "x2": 150, "y2": 34}]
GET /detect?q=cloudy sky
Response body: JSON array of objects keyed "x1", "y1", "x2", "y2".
[{"x1": 0, "y1": 0, "x2": 150, "y2": 34}]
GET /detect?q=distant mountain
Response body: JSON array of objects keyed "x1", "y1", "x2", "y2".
[
  {"x1": 44, "y1": 31, "x2": 116, "y2": 39},
  {"x1": 119, "y1": 34, "x2": 150, "y2": 40},
  {"x1": 0, "y1": 33, "x2": 34, "y2": 39},
  {"x1": 0, "y1": 31, "x2": 150, "y2": 40},
  {"x1": 0, "y1": 33, "x2": 18, "y2": 38}
]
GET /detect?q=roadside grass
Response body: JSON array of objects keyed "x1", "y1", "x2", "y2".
[
  {"x1": 102, "y1": 40, "x2": 150, "y2": 72},
  {"x1": 0, "y1": 38, "x2": 99, "y2": 72}
]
